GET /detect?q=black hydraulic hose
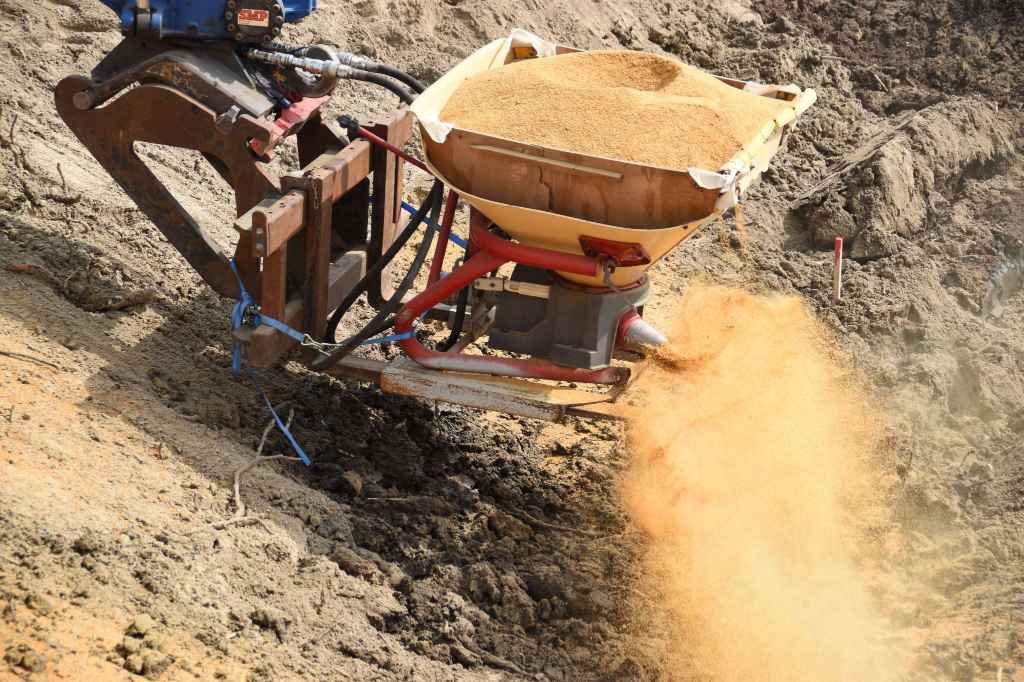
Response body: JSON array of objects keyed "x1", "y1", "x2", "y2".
[
  {"x1": 320, "y1": 188, "x2": 442, "y2": 365},
  {"x1": 331, "y1": 51, "x2": 427, "y2": 94},
  {"x1": 259, "y1": 44, "x2": 424, "y2": 98},
  {"x1": 437, "y1": 285, "x2": 469, "y2": 352},
  {"x1": 323, "y1": 181, "x2": 442, "y2": 344},
  {"x1": 373, "y1": 64, "x2": 427, "y2": 94},
  {"x1": 313, "y1": 188, "x2": 443, "y2": 369},
  {"x1": 313, "y1": 183, "x2": 444, "y2": 370},
  {"x1": 346, "y1": 69, "x2": 415, "y2": 104},
  {"x1": 348, "y1": 188, "x2": 443, "y2": 339},
  {"x1": 439, "y1": 259, "x2": 501, "y2": 352},
  {"x1": 264, "y1": 41, "x2": 304, "y2": 54}
]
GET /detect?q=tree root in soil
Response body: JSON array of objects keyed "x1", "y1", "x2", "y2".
[
  {"x1": 193, "y1": 409, "x2": 303, "y2": 534},
  {"x1": 0, "y1": 350, "x2": 61, "y2": 371},
  {"x1": 5, "y1": 262, "x2": 156, "y2": 313},
  {"x1": 455, "y1": 636, "x2": 529, "y2": 676}
]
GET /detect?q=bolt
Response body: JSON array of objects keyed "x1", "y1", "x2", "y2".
[
  {"x1": 224, "y1": 10, "x2": 233, "y2": 19},
  {"x1": 72, "y1": 90, "x2": 95, "y2": 111},
  {"x1": 227, "y1": 23, "x2": 236, "y2": 31}
]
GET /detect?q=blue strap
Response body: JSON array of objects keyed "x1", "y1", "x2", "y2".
[
  {"x1": 399, "y1": 201, "x2": 467, "y2": 250},
  {"x1": 247, "y1": 370, "x2": 311, "y2": 466},
  {"x1": 230, "y1": 257, "x2": 417, "y2": 355},
  {"x1": 227, "y1": 259, "x2": 312, "y2": 467},
  {"x1": 228, "y1": 259, "x2": 254, "y2": 377},
  {"x1": 228, "y1": 260, "x2": 306, "y2": 375},
  {"x1": 252, "y1": 314, "x2": 305, "y2": 343},
  {"x1": 359, "y1": 329, "x2": 415, "y2": 346},
  {"x1": 225, "y1": 255, "x2": 422, "y2": 467}
]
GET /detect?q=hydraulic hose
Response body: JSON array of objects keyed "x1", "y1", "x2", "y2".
[
  {"x1": 323, "y1": 181, "x2": 442, "y2": 344},
  {"x1": 245, "y1": 48, "x2": 415, "y2": 104},
  {"x1": 313, "y1": 182, "x2": 445, "y2": 369},
  {"x1": 346, "y1": 69, "x2": 415, "y2": 104},
  {"x1": 331, "y1": 51, "x2": 428, "y2": 94},
  {"x1": 264, "y1": 41, "x2": 304, "y2": 54},
  {"x1": 437, "y1": 284, "x2": 469, "y2": 352},
  {"x1": 373, "y1": 64, "x2": 427, "y2": 94},
  {"x1": 348, "y1": 186, "x2": 443, "y2": 340},
  {"x1": 313, "y1": 186, "x2": 443, "y2": 369}
]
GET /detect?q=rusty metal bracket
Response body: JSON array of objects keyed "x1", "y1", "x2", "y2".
[
  {"x1": 367, "y1": 110, "x2": 414, "y2": 306},
  {"x1": 55, "y1": 45, "x2": 286, "y2": 298}
]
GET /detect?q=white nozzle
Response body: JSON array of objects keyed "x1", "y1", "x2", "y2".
[{"x1": 619, "y1": 313, "x2": 668, "y2": 350}]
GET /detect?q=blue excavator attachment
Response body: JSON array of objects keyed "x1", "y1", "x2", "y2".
[{"x1": 97, "y1": 0, "x2": 315, "y2": 41}]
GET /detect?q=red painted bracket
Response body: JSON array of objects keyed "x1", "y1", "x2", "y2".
[{"x1": 249, "y1": 96, "x2": 330, "y2": 156}]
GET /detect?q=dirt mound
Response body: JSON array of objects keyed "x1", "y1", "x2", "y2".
[
  {"x1": 793, "y1": 99, "x2": 1020, "y2": 257},
  {"x1": 759, "y1": 0, "x2": 1024, "y2": 111},
  {"x1": 441, "y1": 50, "x2": 793, "y2": 170}
]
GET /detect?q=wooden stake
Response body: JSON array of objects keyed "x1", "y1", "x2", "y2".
[{"x1": 833, "y1": 237, "x2": 844, "y2": 303}]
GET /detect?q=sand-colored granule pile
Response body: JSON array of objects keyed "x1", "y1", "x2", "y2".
[{"x1": 440, "y1": 51, "x2": 794, "y2": 171}]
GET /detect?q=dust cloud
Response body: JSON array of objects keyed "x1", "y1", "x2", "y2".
[{"x1": 622, "y1": 284, "x2": 902, "y2": 681}]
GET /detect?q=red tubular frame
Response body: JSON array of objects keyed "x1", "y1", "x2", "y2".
[
  {"x1": 354, "y1": 125, "x2": 430, "y2": 172},
  {"x1": 470, "y1": 226, "x2": 598, "y2": 276},
  {"x1": 395, "y1": 222, "x2": 628, "y2": 385},
  {"x1": 427, "y1": 190, "x2": 460, "y2": 286}
]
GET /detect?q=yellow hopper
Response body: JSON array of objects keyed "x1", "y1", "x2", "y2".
[{"x1": 411, "y1": 30, "x2": 816, "y2": 288}]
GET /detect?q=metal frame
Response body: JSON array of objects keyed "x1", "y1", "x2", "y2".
[
  {"x1": 55, "y1": 40, "x2": 411, "y2": 369},
  {"x1": 231, "y1": 111, "x2": 410, "y2": 367},
  {"x1": 392, "y1": 210, "x2": 629, "y2": 385},
  {"x1": 56, "y1": 41, "x2": 631, "y2": 422}
]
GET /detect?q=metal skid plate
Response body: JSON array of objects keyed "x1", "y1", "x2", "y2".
[{"x1": 379, "y1": 358, "x2": 624, "y2": 422}]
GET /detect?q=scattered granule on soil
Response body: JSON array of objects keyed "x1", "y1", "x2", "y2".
[
  {"x1": 623, "y1": 284, "x2": 902, "y2": 681},
  {"x1": 440, "y1": 50, "x2": 794, "y2": 171}
]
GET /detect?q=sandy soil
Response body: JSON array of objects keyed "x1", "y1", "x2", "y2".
[{"x1": 1, "y1": 0, "x2": 1023, "y2": 679}]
